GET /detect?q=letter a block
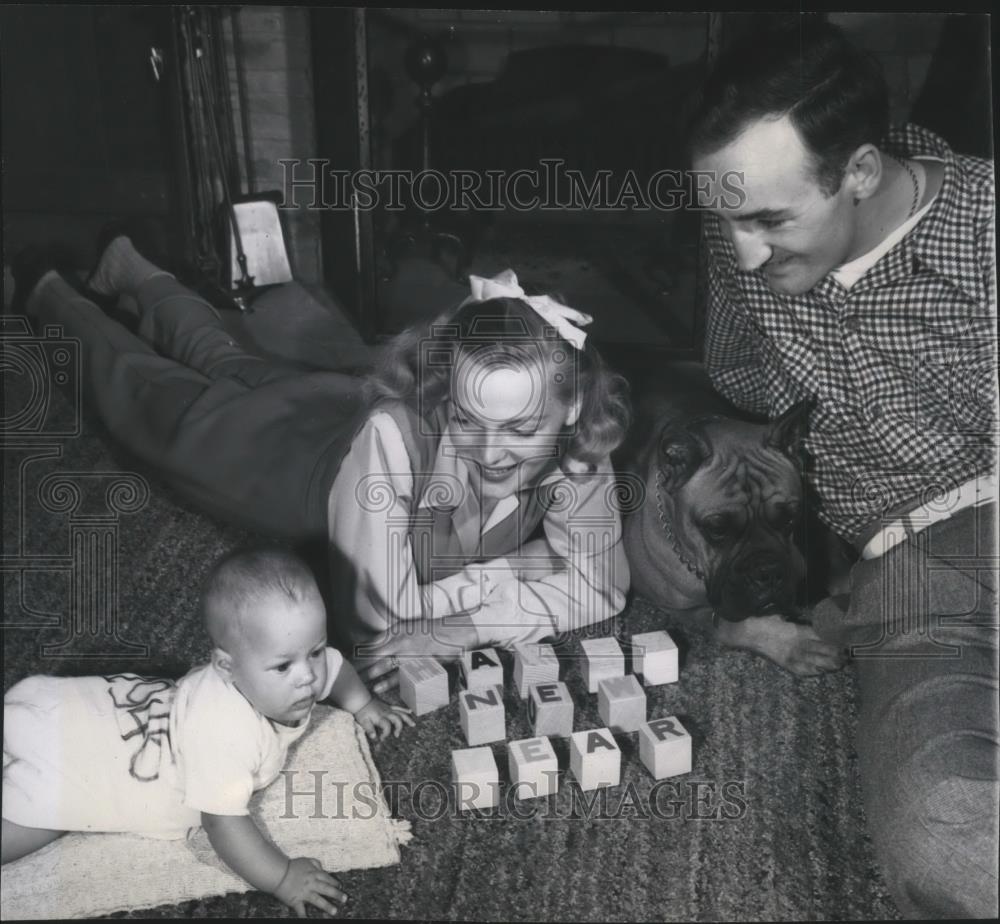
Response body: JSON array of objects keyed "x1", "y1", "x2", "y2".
[
  {"x1": 397, "y1": 656, "x2": 449, "y2": 716},
  {"x1": 631, "y1": 630, "x2": 679, "y2": 685},
  {"x1": 513, "y1": 642, "x2": 559, "y2": 698},
  {"x1": 452, "y1": 746, "x2": 499, "y2": 810},
  {"x1": 569, "y1": 728, "x2": 621, "y2": 791},
  {"x1": 597, "y1": 674, "x2": 647, "y2": 732},
  {"x1": 639, "y1": 716, "x2": 692, "y2": 779},
  {"x1": 459, "y1": 687, "x2": 506, "y2": 746},
  {"x1": 580, "y1": 637, "x2": 625, "y2": 693},
  {"x1": 459, "y1": 647, "x2": 504, "y2": 693},
  {"x1": 507, "y1": 736, "x2": 559, "y2": 799},
  {"x1": 527, "y1": 681, "x2": 574, "y2": 738}
]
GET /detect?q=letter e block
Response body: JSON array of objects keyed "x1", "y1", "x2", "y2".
[
  {"x1": 597, "y1": 674, "x2": 646, "y2": 732},
  {"x1": 513, "y1": 642, "x2": 559, "y2": 698},
  {"x1": 527, "y1": 681, "x2": 574, "y2": 737},
  {"x1": 452, "y1": 746, "x2": 499, "y2": 810},
  {"x1": 580, "y1": 637, "x2": 625, "y2": 693},
  {"x1": 639, "y1": 715, "x2": 692, "y2": 779},
  {"x1": 459, "y1": 647, "x2": 504, "y2": 693},
  {"x1": 459, "y1": 687, "x2": 506, "y2": 746},
  {"x1": 507, "y1": 736, "x2": 558, "y2": 799},
  {"x1": 569, "y1": 728, "x2": 621, "y2": 791},
  {"x1": 397, "y1": 656, "x2": 449, "y2": 716},
  {"x1": 631, "y1": 630, "x2": 678, "y2": 685}
]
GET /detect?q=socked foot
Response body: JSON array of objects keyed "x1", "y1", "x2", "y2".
[{"x1": 87, "y1": 235, "x2": 169, "y2": 297}]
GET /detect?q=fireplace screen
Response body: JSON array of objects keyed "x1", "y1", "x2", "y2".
[{"x1": 362, "y1": 10, "x2": 715, "y2": 359}]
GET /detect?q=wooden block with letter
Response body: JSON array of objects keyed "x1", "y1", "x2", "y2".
[
  {"x1": 397, "y1": 656, "x2": 449, "y2": 716},
  {"x1": 459, "y1": 647, "x2": 504, "y2": 693},
  {"x1": 639, "y1": 715, "x2": 692, "y2": 779},
  {"x1": 580, "y1": 637, "x2": 625, "y2": 693},
  {"x1": 597, "y1": 674, "x2": 647, "y2": 732},
  {"x1": 631, "y1": 630, "x2": 679, "y2": 685},
  {"x1": 451, "y1": 746, "x2": 499, "y2": 810},
  {"x1": 513, "y1": 642, "x2": 559, "y2": 698},
  {"x1": 527, "y1": 681, "x2": 574, "y2": 738},
  {"x1": 459, "y1": 686, "x2": 506, "y2": 746},
  {"x1": 569, "y1": 727, "x2": 621, "y2": 791},
  {"x1": 507, "y1": 736, "x2": 559, "y2": 799}
]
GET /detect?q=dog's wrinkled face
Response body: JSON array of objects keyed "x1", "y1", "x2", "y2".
[{"x1": 657, "y1": 402, "x2": 809, "y2": 622}]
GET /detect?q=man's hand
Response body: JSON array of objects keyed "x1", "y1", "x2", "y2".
[
  {"x1": 274, "y1": 856, "x2": 347, "y2": 918},
  {"x1": 715, "y1": 613, "x2": 848, "y2": 676},
  {"x1": 354, "y1": 696, "x2": 415, "y2": 740}
]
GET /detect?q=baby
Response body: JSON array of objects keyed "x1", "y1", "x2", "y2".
[{"x1": 2, "y1": 546, "x2": 413, "y2": 916}]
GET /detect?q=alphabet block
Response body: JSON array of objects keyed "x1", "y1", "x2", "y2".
[
  {"x1": 579, "y1": 637, "x2": 625, "y2": 693},
  {"x1": 569, "y1": 727, "x2": 621, "y2": 791},
  {"x1": 459, "y1": 647, "x2": 504, "y2": 693},
  {"x1": 459, "y1": 686, "x2": 506, "y2": 746},
  {"x1": 597, "y1": 674, "x2": 647, "y2": 732},
  {"x1": 507, "y1": 736, "x2": 559, "y2": 799},
  {"x1": 631, "y1": 630, "x2": 679, "y2": 685},
  {"x1": 527, "y1": 681, "x2": 574, "y2": 738},
  {"x1": 513, "y1": 642, "x2": 559, "y2": 698},
  {"x1": 639, "y1": 715, "x2": 692, "y2": 779},
  {"x1": 451, "y1": 746, "x2": 499, "y2": 810},
  {"x1": 397, "y1": 656, "x2": 449, "y2": 716}
]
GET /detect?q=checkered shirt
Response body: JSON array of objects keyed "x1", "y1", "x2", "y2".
[{"x1": 703, "y1": 124, "x2": 997, "y2": 543}]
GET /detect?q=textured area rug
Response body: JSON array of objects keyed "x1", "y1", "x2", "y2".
[
  {"x1": 1, "y1": 311, "x2": 900, "y2": 920},
  {"x1": 0, "y1": 707, "x2": 411, "y2": 920}
]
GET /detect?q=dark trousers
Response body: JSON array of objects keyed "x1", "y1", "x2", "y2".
[
  {"x1": 815, "y1": 503, "x2": 999, "y2": 918},
  {"x1": 27, "y1": 274, "x2": 366, "y2": 541}
]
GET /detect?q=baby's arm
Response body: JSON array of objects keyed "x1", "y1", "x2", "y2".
[
  {"x1": 202, "y1": 812, "x2": 346, "y2": 917},
  {"x1": 326, "y1": 657, "x2": 414, "y2": 740}
]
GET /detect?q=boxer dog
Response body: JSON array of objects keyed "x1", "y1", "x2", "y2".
[{"x1": 622, "y1": 364, "x2": 846, "y2": 676}]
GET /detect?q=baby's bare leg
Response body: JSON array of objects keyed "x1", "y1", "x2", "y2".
[{"x1": 1, "y1": 818, "x2": 65, "y2": 864}]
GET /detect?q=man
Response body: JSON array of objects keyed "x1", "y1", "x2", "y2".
[{"x1": 689, "y1": 17, "x2": 997, "y2": 919}]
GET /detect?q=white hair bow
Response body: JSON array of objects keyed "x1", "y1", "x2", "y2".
[{"x1": 462, "y1": 269, "x2": 592, "y2": 350}]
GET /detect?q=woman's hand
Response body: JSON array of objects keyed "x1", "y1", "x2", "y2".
[{"x1": 354, "y1": 615, "x2": 481, "y2": 695}]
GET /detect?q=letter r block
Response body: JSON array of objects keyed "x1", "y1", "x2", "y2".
[{"x1": 639, "y1": 715, "x2": 692, "y2": 779}]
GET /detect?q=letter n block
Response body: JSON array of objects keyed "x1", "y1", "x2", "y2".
[
  {"x1": 397, "y1": 656, "x2": 449, "y2": 716},
  {"x1": 597, "y1": 674, "x2": 646, "y2": 732},
  {"x1": 459, "y1": 647, "x2": 504, "y2": 693},
  {"x1": 452, "y1": 746, "x2": 499, "y2": 810},
  {"x1": 580, "y1": 637, "x2": 625, "y2": 693},
  {"x1": 631, "y1": 630, "x2": 679, "y2": 685},
  {"x1": 459, "y1": 687, "x2": 506, "y2": 746},
  {"x1": 569, "y1": 728, "x2": 621, "y2": 791},
  {"x1": 639, "y1": 716, "x2": 692, "y2": 779},
  {"x1": 513, "y1": 642, "x2": 559, "y2": 698},
  {"x1": 527, "y1": 681, "x2": 573, "y2": 738},
  {"x1": 507, "y1": 736, "x2": 559, "y2": 799}
]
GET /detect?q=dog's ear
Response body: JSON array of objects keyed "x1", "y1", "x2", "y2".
[
  {"x1": 659, "y1": 423, "x2": 711, "y2": 491},
  {"x1": 764, "y1": 398, "x2": 813, "y2": 458}
]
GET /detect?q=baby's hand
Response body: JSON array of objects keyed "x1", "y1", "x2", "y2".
[
  {"x1": 355, "y1": 696, "x2": 415, "y2": 740},
  {"x1": 274, "y1": 856, "x2": 347, "y2": 918}
]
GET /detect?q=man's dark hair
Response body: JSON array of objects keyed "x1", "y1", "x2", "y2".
[{"x1": 688, "y1": 17, "x2": 890, "y2": 196}]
